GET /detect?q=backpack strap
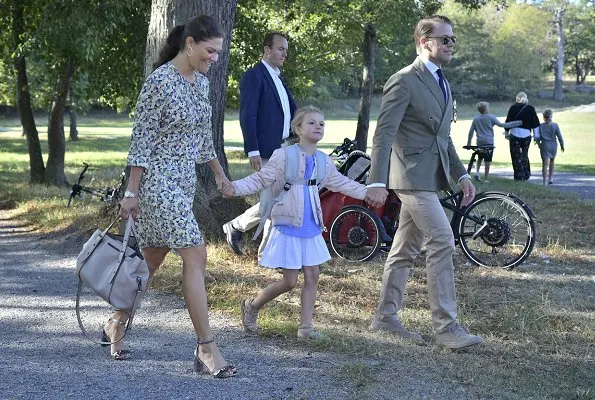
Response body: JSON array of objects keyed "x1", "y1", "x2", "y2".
[
  {"x1": 251, "y1": 145, "x2": 326, "y2": 240},
  {"x1": 314, "y1": 149, "x2": 327, "y2": 186},
  {"x1": 283, "y1": 145, "x2": 326, "y2": 190},
  {"x1": 251, "y1": 145, "x2": 296, "y2": 240}
]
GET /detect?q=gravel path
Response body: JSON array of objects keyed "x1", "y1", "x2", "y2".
[
  {"x1": 486, "y1": 168, "x2": 595, "y2": 201},
  {"x1": 0, "y1": 212, "x2": 481, "y2": 400}
]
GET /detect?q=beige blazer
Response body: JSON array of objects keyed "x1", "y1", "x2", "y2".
[{"x1": 368, "y1": 57, "x2": 466, "y2": 191}]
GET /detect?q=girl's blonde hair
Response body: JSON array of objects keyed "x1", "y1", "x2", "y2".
[
  {"x1": 291, "y1": 105, "x2": 324, "y2": 135},
  {"x1": 543, "y1": 109, "x2": 553, "y2": 119},
  {"x1": 516, "y1": 91, "x2": 528, "y2": 104}
]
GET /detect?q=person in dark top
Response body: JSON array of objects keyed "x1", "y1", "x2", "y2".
[{"x1": 504, "y1": 91, "x2": 540, "y2": 181}]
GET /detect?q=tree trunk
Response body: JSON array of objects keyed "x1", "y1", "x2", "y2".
[
  {"x1": 575, "y1": 53, "x2": 580, "y2": 85},
  {"x1": 145, "y1": 0, "x2": 238, "y2": 239},
  {"x1": 46, "y1": 59, "x2": 76, "y2": 186},
  {"x1": 144, "y1": 0, "x2": 175, "y2": 78},
  {"x1": 67, "y1": 82, "x2": 79, "y2": 141},
  {"x1": 553, "y1": 7, "x2": 565, "y2": 101},
  {"x1": 12, "y1": 1, "x2": 45, "y2": 184},
  {"x1": 68, "y1": 106, "x2": 79, "y2": 141},
  {"x1": 354, "y1": 23, "x2": 376, "y2": 153}
]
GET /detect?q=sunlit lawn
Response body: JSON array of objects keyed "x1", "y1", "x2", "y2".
[{"x1": 224, "y1": 107, "x2": 595, "y2": 174}]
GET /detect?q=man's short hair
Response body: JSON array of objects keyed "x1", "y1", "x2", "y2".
[
  {"x1": 262, "y1": 32, "x2": 287, "y2": 54},
  {"x1": 476, "y1": 102, "x2": 489, "y2": 114},
  {"x1": 413, "y1": 15, "x2": 452, "y2": 48}
]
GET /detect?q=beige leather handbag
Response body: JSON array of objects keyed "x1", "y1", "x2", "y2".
[{"x1": 74, "y1": 216, "x2": 149, "y2": 343}]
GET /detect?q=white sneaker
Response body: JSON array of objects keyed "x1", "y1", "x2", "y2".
[
  {"x1": 435, "y1": 322, "x2": 483, "y2": 349},
  {"x1": 474, "y1": 174, "x2": 481, "y2": 182}
]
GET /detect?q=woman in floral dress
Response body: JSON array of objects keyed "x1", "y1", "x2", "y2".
[{"x1": 113, "y1": 15, "x2": 236, "y2": 378}]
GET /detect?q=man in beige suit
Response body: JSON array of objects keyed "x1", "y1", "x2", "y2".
[{"x1": 366, "y1": 15, "x2": 483, "y2": 349}]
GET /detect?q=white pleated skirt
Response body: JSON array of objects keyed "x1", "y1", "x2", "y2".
[{"x1": 260, "y1": 228, "x2": 331, "y2": 269}]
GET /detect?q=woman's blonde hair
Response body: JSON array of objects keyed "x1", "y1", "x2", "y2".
[
  {"x1": 516, "y1": 91, "x2": 528, "y2": 104},
  {"x1": 291, "y1": 105, "x2": 324, "y2": 135}
]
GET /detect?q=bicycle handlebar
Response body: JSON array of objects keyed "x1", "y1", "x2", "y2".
[
  {"x1": 330, "y1": 138, "x2": 357, "y2": 157},
  {"x1": 76, "y1": 162, "x2": 90, "y2": 184}
]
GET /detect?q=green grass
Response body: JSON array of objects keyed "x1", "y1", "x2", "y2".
[{"x1": 224, "y1": 107, "x2": 595, "y2": 174}]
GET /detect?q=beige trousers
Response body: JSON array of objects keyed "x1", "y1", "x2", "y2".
[
  {"x1": 374, "y1": 190, "x2": 458, "y2": 333},
  {"x1": 228, "y1": 158, "x2": 272, "y2": 255}
]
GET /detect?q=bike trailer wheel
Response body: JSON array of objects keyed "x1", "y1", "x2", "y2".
[{"x1": 329, "y1": 205, "x2": 381, "y2": 262}]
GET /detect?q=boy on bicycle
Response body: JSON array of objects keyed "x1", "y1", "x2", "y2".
[{"x1": 467, "y1": 102, "x2": 521, "y2": 183}]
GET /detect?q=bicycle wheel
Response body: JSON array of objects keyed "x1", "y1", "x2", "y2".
[
  {"x1": 457, "y1": 193, "x2": 535, "y2": 270},
  {"x1": 329, "y1": 206, "x2": 381, "y2": 262}
]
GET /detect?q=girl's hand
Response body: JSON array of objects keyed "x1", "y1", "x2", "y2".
[
  {"x1": 118, "y1": 197, "x2": 139, "y2": 220},
  {"x1": 221, "y1": 182, "x2": 235, "y2": 198},
  {"x1": 216, "y1": 174, "x2": 235, "y2": 197}
]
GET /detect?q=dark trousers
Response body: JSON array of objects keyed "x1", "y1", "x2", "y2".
[{"x1": 509, "y1": 136, "x2": 532, "y2": 181}]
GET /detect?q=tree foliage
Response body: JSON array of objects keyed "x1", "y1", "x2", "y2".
[
  {"x1": 441, "y1": 0, "x2": 556, "y2": 100},
  {"x1": 564, "y1": 0, "x2": 595, "y2": 84}
]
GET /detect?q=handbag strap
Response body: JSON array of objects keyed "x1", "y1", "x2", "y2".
[
  {"x1": 114, "y1": 216, "x2": 135, "y2": 269},
  {"x1": 507, "y1": 104, "x2": 527, "y2": 138},
  {"x1": 75, "y1": 278, "x2": 144, "y2": 345},
  {"x1": 513, "y1": 104, "x2": 527, "y2": 120}
]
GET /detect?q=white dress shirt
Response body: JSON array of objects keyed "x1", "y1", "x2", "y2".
[
  {"x1": 420, "y1": 56, "x2": 448, "y2": 101},
  {"x1": 247, "y1": 60, "x2": 291, "y2": 158}
]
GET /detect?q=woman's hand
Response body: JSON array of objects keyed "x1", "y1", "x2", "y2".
[
  {"x1": 215, "y1": 174, "x2": 235, "y2": 197},
  {"x1": 118, "y1": 197, "x2": 139, "y2": 220}
]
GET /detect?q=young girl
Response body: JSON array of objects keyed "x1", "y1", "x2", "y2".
[
  {"x1": 534, "y1": 109, "x2": 565, "y2": 185},
  {"x1": 223, "y1": 105, "x2": 368, "y2": 340}
]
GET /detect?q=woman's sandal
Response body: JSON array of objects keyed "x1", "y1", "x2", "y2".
[
  {"x1": 101, "y1": 318, "x2": 132, "y2": 361},
  {"x1": 193, "y1": 339, "x2": 237, "y2": 379}
]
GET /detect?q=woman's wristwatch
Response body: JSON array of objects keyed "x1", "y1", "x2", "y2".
[{"x1": 124, "y1": 190, "x2": 137, "y2": 198}]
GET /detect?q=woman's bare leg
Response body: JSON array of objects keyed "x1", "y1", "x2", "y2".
[
  {"x1": 300, "y1": 266, "x2": 320, "y2": 327},
  {"x1": 105, "y1": 246, "x2": 169, "y2": 356},
  {"x1": 177, "y1": 245, "x2": 231, "y2": 373},
  {"x1": 549, "y1": 158, "x2": 555, "y2": 183}
]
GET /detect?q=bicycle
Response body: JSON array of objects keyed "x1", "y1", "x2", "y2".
[
  {"x1": 67, "y1": 163, "x2": 126, "y2": 207},
  {"x1": 323, "y1": 139, "x2": 537, "y2": 270}
]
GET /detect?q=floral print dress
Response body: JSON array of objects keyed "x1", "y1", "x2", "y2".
[{"x1": 127, "y1": 61, "x2": 217, "y2": 248}]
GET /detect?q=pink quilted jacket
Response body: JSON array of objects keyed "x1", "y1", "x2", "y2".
[{"x1": 233, "y1": 146, "x2": 367, "y2": 228}]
